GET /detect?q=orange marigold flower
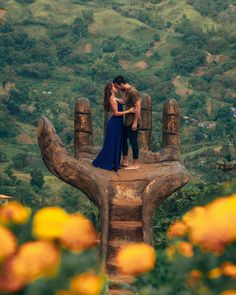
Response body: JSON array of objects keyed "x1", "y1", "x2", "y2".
[
  {"x1": 0, "y1": 225, "x2": 17, "y2": 262},
  {"x1": 60, "y1": 214, "x2": 99, "y2": 251},
  {"x1": 208, "y1": 268, "x2": 222, "y2": 279},
  {"x1": 220, "y1": 291, "x2": 236, "y2": 295},
  {"x1": 13, "y1": 241, "x2": 61, "y2": 283},
  {"x1": 177, "y1": 241, "x2": 193, "y2": 257},
  {"x1": 0, "y1": 201, "x2": 31, "y2": 225},
  {"x1": 33, "y1": 207, "x2": 69, "y2": 240},
  {"x1": 55, "y1": 291, "x2": 74, "y2": 295},
  {"x1": 186, "y1": 269, "x2": 202, "y2": 286},
  {"x1": 116, "y1": 243, "x2": 156, "y2": 276},
  {"x1": 166, "y1": 245, "x2": 175, "y2": 259},
  {"x1": 70, "y1": 272, "x2": 105, "y2": 295},
  {"x1": 0, "y1": 256, "x2": 25, "y2": 292},
  {"x1": 167, "y1": 220, "x2": 187, "y2": 239},
  {"x1": 221, "y1": 262, "x2": 236, "y2": 278},
  {"x1": 183, "y1": 194, "x2": 236, "y2": 252}
]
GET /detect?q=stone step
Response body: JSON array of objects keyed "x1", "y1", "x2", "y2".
[
  {"x1": 111, "y1": 198, "x2": 142, "y2": 206},
  {"x1": 106, "y1": 262, "x2": 119, "y2": 275},
  {"x1": 108, "y1": 221, "x2": 143, "y2": 241},
  {"x1": 110, "y1": 199, "x2": 142, "y2": 221},
  {"x1": 109, "y1": 289, "x2": 134, "y2": 295},
  {"x1": 109, "y1": 274, "x2": 134, "y2": 284},
  {"x1": 110, "y1": 221, "x2": 143, "y2": 228}
]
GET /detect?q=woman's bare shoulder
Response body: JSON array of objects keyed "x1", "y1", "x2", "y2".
[{"x1": 110, "y1": 97, "x2": 117, "y2": 103}]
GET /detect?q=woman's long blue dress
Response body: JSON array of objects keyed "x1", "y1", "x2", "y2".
[{"x1": 92, "y1": 100, "x2": 123, "y2": 171}]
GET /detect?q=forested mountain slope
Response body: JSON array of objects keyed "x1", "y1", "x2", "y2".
[{"x1": 0, "y1": 0, "x2": 235, "y2": 209}]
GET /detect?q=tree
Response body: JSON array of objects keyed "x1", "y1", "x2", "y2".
[
  {"x1": 30, "y1": 168, "x2": 45, "y2": 191},
  {"x1": 186, "y1": 94, "x2": 207, "y2": 118},
  {"x1": 0, "y1": 151, "x2": 7, "y2": 163},
  {"x1": 154, "y1": 33, "x2": 160, "y2": 42},
  {"x1": 72, "y1": 17, "x2": 88, "y2": 39},
  {"x1": 16, "y1": 0, "x2": 35, "y2": 3},
  {"x1": 20, "y1": 63, "x2": 51, "y2": 79},
  {"x1": 171, "y1": 46, "x2": 206, "y2": 74},
  {"x1": 102, "y1": 38, "x2": 116, "y2": 53},
  {"x1": 12, "y1": 153, "x2": 27, "y2": 170},
  {"x1": 82, "y1": 9, "x2": 94, "y2": 25}
]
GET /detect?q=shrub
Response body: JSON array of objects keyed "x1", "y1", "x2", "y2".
[{"x1": 20, "y1": 63, "x2": 51, "y2": 79}]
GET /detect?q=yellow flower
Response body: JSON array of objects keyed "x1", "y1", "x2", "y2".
[
  {"x1": 183, "y1": 195, "x2": 236, "y2": 252},
  {"x1": 0, "y1": 202, "x2": 31, "y2": 225},
  {"x1": 221, "y1": 262, "x2": 236, "y2": 278},
  {"x1": 0, "y1": 226, "x2": 17, "y2": 262},
  {"x1": 70, "y1": 272, "x2": 105, "y2": 295},
  {"x1": 166, "y1": 245, "x2": 175, "y2": 259},
  {"x1": 13, "y1": 241, "x2": 60, "y2": 283},
  {"x1": 208, "y1": 268, "x2": 222, "y2": 279},
  {"x1": 177, "y1": 241, "x2": 193, "y2": 257},
  {"x1": 55, "y1": 291, "x2": 74, "y2": 295},
  {"x1": 116, "y1": 243, "x2": 156, "y2": 276},
  {"x1": 186, "y1": 270, "x2": 202, "y2": 286},
  {"x1": 167, "y1": 221, "x2": 187, "y2": 239},
  {"x1": 33, "y1": 207, "x2": 69, "y2": 240},
  {"x1": 220, "y1": 291, "x2": 236, "y2": 295},
  {"x1": 60, "y1": 214, "x2": 99, "y2": 252},
  {"x1": 0, "y1": 256, "x2": 25, "y2": 292}
]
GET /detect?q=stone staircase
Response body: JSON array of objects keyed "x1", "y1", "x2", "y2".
[{"x1": 107, "y1": 197, "x2": 143, "y2": 294}]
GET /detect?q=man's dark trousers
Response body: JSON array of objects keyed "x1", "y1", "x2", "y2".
[{"x1": 122, "y1": 124, "x2": 139, "y2": 159}]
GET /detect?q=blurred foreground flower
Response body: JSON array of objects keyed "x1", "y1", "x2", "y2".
[
  {"x1": 0, "y1": 256, "x2": 25, "y2": 292},
  {"x1": 183, "y1": 194, "x2": 236, "y2": 252},
  {"x1": 166, "y1": 245, "x2": 175, "y2": 259},
  {"x1": 0, "y1": 225, "x2": 17, "y2": 262},
  {"x1": 208, "y1": 268, "x2": 222, "y2": 279},
  {"x1": 220, "y1": 291, "x2": 236, "y2": 295},
  {"x1": 186, "y1": 270, "x2": 202, "y2": 287},
  {"x1": 176, "y1": 241, "x2": 193, "y2": 257},
  {"x1": 221, "y1": 262, "x2": 236, "y2": 278},
  {"x1": 55, "y1": 291, "x2": 74, "y2": 295},
  {"x1": 70, "y1": 272, "x2": 105, "y2": 295},
  {"x1": 60, "y1": 214, "x2": 99, "y2": 252},
  {"x1": 33, "y1": 207, "x2": 69, "y2": 240},
  {"x1": 167, "y1": 220, "x2": 187, "y2": 239},
  {"x1": 116, "y1": 243, "x2": 156, "y2": 275},
  {"x1": 13, "y1": 240, "x2": 60, "y2": 283},
  {"x1": 0, "y1": 201, "x2": 31, "y2": 225}
]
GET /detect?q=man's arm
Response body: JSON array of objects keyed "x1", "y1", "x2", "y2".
[{"x1": 132, "y1": 99, "x2": 141, "y2": 131}]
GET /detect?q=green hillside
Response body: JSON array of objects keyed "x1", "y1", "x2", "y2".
[{"x1": 0, "y1": 0, "x2": 236, "y2": 209}]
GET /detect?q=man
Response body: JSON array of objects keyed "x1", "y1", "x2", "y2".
[{"x1": 113, "y1": 75, "x2": 141, "y2": 170}]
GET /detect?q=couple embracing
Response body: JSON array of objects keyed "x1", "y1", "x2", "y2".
[{"x1": 92, "y1": 75, "x2": 141, "y2": 171}]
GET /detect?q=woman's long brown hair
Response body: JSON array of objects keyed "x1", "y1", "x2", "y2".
[{"x1": 103, "y1": 83, "x2": 113, "y2": 112}]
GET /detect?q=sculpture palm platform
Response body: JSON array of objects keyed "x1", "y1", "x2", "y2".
[{"x1": 37, "y1": 95, "x2": 189, "y2": 290}]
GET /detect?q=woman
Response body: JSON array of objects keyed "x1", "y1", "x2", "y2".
[{"x1": 92, "y1": 83, "x2": 135, "y2": 171}]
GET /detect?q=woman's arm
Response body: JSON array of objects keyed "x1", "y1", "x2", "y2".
[{"x1": 110, "y1": 98, "x2": 134, "y2": 117}]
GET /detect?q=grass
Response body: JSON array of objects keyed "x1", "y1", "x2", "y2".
[
  {"x1": 158, "y1": 0, "x2": 219, "y2": 32},
  {"x1": 183, "y1": 145, "x2": 219, "y2": 160},
  {"x1": 89, "y1": 9, "x2": 153, "y2": 40},
  {"x1": 0, "y1": 141, "x2": 20, "y2": 163}
]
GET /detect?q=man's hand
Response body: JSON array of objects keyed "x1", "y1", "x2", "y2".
[{"x1": 132, "y1": 122, "x2": 137, "y2": 131}]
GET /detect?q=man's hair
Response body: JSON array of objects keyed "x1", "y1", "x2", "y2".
[{"x1": 113, "y1": 75, "x2": 126, "y2": 85}]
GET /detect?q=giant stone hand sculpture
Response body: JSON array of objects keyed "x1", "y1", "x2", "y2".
[{"x1": 37, "y1": 95, "x2": 189, "y2": 288}]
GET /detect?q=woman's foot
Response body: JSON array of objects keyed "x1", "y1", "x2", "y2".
[
  {"x1": 121, "y1": 161, "x2": 128, "y2": 167},
  {"x1": 124, "y1": 165, "x2": 139, "y2": 170}
]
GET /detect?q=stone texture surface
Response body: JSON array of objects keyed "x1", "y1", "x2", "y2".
[{"x1": 37, "y1": 96, "x2": 190, "y2": 291}]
